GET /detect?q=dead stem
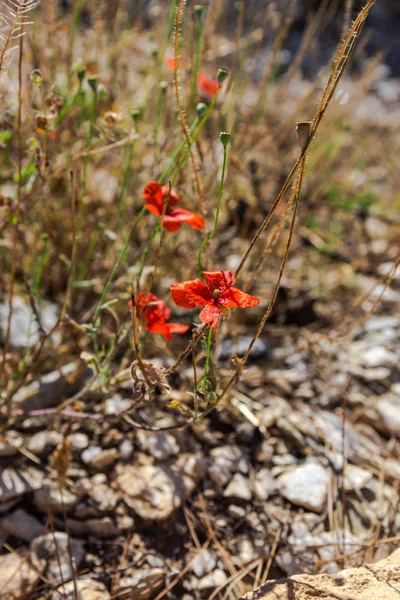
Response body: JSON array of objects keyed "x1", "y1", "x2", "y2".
[{"x1": 4, "y1": 171, "x2": 78, "y2": 405}]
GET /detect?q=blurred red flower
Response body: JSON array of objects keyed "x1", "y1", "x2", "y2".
[
  {"x1": 129, "y1": 291, "x2": 189, "y2": 341},
  {"x1": 197, "y1": 73, "x2": 219, "y2": 98},
  {"x1": 143, "y1": 182, "x2": 204, "y2": 232},
  {"x1": 170, "y1": 270, "x2": 259, "y2": 330}
]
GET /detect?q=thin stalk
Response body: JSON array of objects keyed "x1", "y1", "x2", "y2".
[
  {"x1": 198, "y1": 326, "x2": 212, "y2": 390},
  {"x1": 158, "y1": 117, "x2": 198, "y2": 184},
  {"x1": 118, "y1": 126, "x2": 138, "y2": 232},
  {"x1": 93, "y1": 207, "x2": 146, "y2": 324},
  {"x1": 171, "y1": 90, "x2": 220, "y2": 185},
  {"x1": 197, "y1": 135, "x2": 229, "y2": 277},
  {"x1": 79, "y1": 86, "x2": 97, "y2": 227},
  {"x1": 189, "y1": 7, "x2": 205, "y2": 112},
  {"x1": 174, "y1": 0, "x2": 204, "y2": 217}
]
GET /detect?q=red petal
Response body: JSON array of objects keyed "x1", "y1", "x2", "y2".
[
  {"x1": 165, "y1": 57, "x2": 176, "y2": 72},
  {"x1": 169, "y1": 207, "x2": 205, "y2": 230},
  {"x1": 220, "y1": 287, "x2": 260, "y2": 309},
  {"x1": 143, "y1": 182, "x2": 163, "y2": 214},
  {"x1": 170, "y1": 280, "x2": 211, "y2": 308},
  {"x1": 199, "y1": 303, "x2": 221, "y2": 330},
  {"x1": 146, "y1": 319, "x2": 173, "y2": 340},
  {"x1": 161, "y1": 185, "x2": 179, "y2": 207},
  {"x1": 167, "y1": 323, "x2": 190, "y2": 335},
  {"x1": 198, "y1": 73, "x2": 219, "y2": 97},
  {"x1": 203, "y1": 270, "x2": 235, "y2": 293},
  {"x1": 162, "y1": 215, "x2": 182, "y2": 232}
]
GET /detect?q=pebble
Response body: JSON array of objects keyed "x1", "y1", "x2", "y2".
[
  {"x1": 27, "y1": 430, "x2": 63, "y2": 456},
  {"x1": 191, "y1": 548, "x2": 217, "y2": 577},
  {"x1": 104, "y1": 394, "x2": 132, "y2": 414},
  {"x1": 34, "y1": 484, "x2": 79, "y2": 514},
  {"x1": 116, "y1": 464, "x2": 180, "y2": 520},
  {"x1": 0, "y1": 431, "x2": 22, "y2": 457},
  {"x1": 361, "y1": 346, "x2": 397, "y2": 368},
  {"x1": 82, "y1": 446, "x2": 118, "y2": 470},
  {"x1": 0, "y1": 296, "x2": 58, "y2": 347},
  {"x1": 197, "y1": 569, "x2": 227, "y2": 591},
  {"x1": 88, "y1": 483, "x2": 117, "y2": 512},
  {"x1": 0, "y1": 509, "x2": 43, "y2": 542},
  {"x1": 376, "y1": 394, "x2": 400, "y2": 435},
  {"x1": 50, "y1": 578, "x2": 111, "y2": 600},
  {"x1": 118, "y1": 568, "x2": 164, "y2": 600},
  {"x1": 255, "y1": 439, "x2": 274, "y2": 463},
  {"x1": 0, "y1": 552, "x2": 39, "y2": 599},
  {"x1": 31, "y1": 531, "x2": 85, "y2": 583},
  {"x1": 217, "y1": 336, "x2": 269, "y2": 361},
  {"x1": 70, "y1": 432, "x2": 89, "y2": 452},
  {"x1": 208, "y1": 445, "x2": 248, "y2": 487},
  {"x1": 137, "y1": 430, "x2": 180, "y2": 461},
  {"x1": 343, "y1": 464, "x2": 373, "y2": 491},
  {"x1": 253, "y1": 469, "x2": 278, "y2": 501},
  {"x1": 224, "y1": 473, "x2": 252, "y2": 500},
  {"x1": 119, "y1": 438, "x2": 134, "y2": 461},
  {"x1": 278, "y1": 461, "x2": 329, "y2": 513},
  {"x1": 0, "y1": 466, "x2": 44, "y2": 502}
]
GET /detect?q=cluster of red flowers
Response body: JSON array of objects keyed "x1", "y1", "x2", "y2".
[
  {"x1": 131, "y1": 271, "x2": 259, "y2": 341},
  {"x1": 144, "y1": 182, "x2": 204, "y2": 233}
]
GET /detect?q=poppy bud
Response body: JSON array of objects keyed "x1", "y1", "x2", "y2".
[
  {"x1": 131, "y1": 109, "x2": 141, "y2": 123},
  {"x1": 31, "y1": 69, "x2": 43, "y2": 86},
  {"x1": 196, "y1": 102, "x2": 207, "y2": 118},
  {"x1": 194, "y1": 5, "x2": 205, "y2": 20},
  {"x1": 217, "y1": 68, "x2": 229, "y2": 85},
  {"x1": 76, "y1": 64, "x2": 86, "y2": 83},
  {"x1": 296, "y1": 121, "x2": 312, "y2": 151},
  {"x1": 87, "y1": 75, "x2": 98, "y2": 93},
  {"x1": 220, "y1": 131, "x2": 231, "y2": 147}
]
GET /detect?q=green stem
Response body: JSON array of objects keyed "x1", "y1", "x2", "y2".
[
  {"x1": 189, "y1": 10, "x2": 205, "y2": 112},
  {"x1": 171, "y1": 90, "x2": 220, "y2": 185},
  {"x1": 197, "y1": 139, "x2": 228, "y2": 277},
  {"x1": 198, "y1": 326, "x2": 212, "y2": 390},
  {"x1": 33, "y1": 234, "x2": 49, "y2": 295},
  {"x1": 118, "y1": 129, "x2": 138, "y2": 232},
  {"x1": 158, "y1": 117, "x2": 198, "y2": 184},
  {"x1": 93, "y1": 206, "x2": 146, "y2": 324}
]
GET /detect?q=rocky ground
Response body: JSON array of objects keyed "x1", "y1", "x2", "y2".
[{"x1": 1, "y1": 264, "x2": 399, "y2": 598}]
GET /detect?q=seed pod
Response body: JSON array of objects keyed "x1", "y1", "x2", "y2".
[{"x1": 296, "y1": 121, "x2": 312, "y2": 151}]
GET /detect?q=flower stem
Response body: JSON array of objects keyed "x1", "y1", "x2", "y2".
[
  {"x1": 118, "y1": 127, "x2": 138, "y2": 233},
  {"x1": 93, "y1": 206, "x2": 146, "y2": 324},
  {"x1": 197, "y1": 135, "x2": 228, "y2": 277},
  {"x1": 158, "y1": 117, "x2": 198, "y2": 184}
]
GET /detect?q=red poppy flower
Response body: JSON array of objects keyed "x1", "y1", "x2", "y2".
[
  {"x1": 129, "y1": 292, "x2": 189, "y2": 341},
  {"x1": 143, "y1": 182, "x2": 204, "y2": 233},
  {"x1": 197, "y1": 73, "x2": 219, "y2": 98},
  {"x1": 170, "y1": 270, "x2": 260, "y2": 330},
  {"x1": 165, "y1": 57, "x2": 187, "y2": 72}
]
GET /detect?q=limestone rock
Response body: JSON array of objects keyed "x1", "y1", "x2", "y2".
[
  {"x1": 50, "y1": 578, "x2": 111, "y2": 600},
  {"x1": 31, "y1": 531, "x2": 85, "y2": 583},
  {"x1": 0, "y1": 552, "x2": 39, "y2": 599},
  {"x1": 116, "y1": 464, "x2": 180, "y2": 521},
  {"x1": 238, "y1": 548, "x2": 400, "y2": 600},
  {"x1": 0, "y1": 509, "x2": 43, "y2": 542},
  {"x1": 278, "y1": 461, "x2": 329, "y2": 513}
]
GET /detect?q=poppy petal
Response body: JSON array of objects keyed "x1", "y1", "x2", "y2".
[
  {"x1": 167, "y1": 323, "x2": 190, "y2": 335},
  {"x1": 203, "y1": 270, "x2": 235, "y2": 293},
  {"x1": 143, "y1": 182, "x2": 163, "y2": 214},
  {"x1": 199, "y1": 303, "x2": 221, "y2": 330},
  {"x1": 162, "y1": 215, "x2": 182, "y2": 232},
  {"x1": 221, "y1": 287, "x2": 260, "y2": 309},
  {"x1": 170, "y1": 280, "x2": 211, "y2": 308},
  {"x1": 169, "y1": 207, "x2": 205, "y2": 230},
  {"x1": 145, "y1": 200, "x2": 162, "y2": 217},
  {"x1": 198, "y1": 73, "x2": 219, "y2": 97},
  {"x1": 146, "y1": 319, "x2": 173, "y2": 340},
  {"x1": 161, "y1": 185, "x2": 179, "y2": 207}
]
